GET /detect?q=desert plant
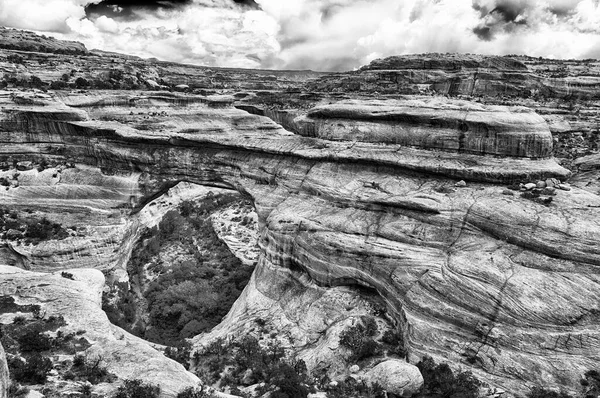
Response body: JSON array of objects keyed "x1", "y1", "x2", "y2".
[
  {"x1": 338, "y1": 317, "x2": 381, "y2": 361},
  {"x1": 416, "y1": 356, "x2": 481, "y2": 398},
  {"x1": 527, "y1": 386, "x2": 572, "y2": 398},
  {"x1": 176, "y1": 386, "x2": 215, "y2": 398},
  {"x1": 114, "y1": 379, "x2": 160, "y2": 398},
  {"x1": 61, "y1": 271, "x2": 74, "y2": 280},
  {"x1": 9, "y1": 353, "x2": 53, "y2": 384}
]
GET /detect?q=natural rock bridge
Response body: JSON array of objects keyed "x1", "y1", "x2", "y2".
[{"x1": 1, "y1": 90, "x2": 599, "y2": 395}]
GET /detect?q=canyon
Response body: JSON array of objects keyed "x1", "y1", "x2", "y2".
[{"x1": 0, "y1": 29, "x2": 599, "y2": 398}]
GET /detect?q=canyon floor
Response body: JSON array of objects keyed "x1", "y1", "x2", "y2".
[{"x1": 0, "y1": 28, "x2": 599, "y2": 398}]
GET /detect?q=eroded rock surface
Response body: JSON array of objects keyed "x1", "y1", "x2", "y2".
[
  {"x1": 0, "y1": 86, "x2": 596, "y2": 396},
  {"x1": 0, "y1": 343, "x2": 7, "y2": 398},
  {"x1": 0, "y1": 265, "x2": 199, "y2": 397}
]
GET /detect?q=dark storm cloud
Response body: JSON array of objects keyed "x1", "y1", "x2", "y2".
[
  {"x1": 472, "y1": 0, "x2": 530, "y2": 40},
  {"x1": 85, "y1": 0, "x2": 191, "y2": 20},
  {"x1": 232, "y1": 0, "x2": 259, "y2": 8},
  {"x1": 85, "y1": 0, "x2": 258, "y2": 20}
]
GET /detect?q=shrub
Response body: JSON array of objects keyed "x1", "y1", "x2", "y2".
[
  {"x1": 194, "y1": 336, "x2": 310, "y2": 396},
  {"x1": 73, "y1": 354, "x2": 85, "y2": 368},
  {"x1": 338, "y1": 317, "x2": 381, "y2": 361},
  {"x1": 75, "y1": 77, "x2": 89, "y2": 88},
  {"x1": 79, "y1": 355, "x2": 110, "y2": 384},
  {"x1": 50, "y1": 80, "x2": 68, "y2": 90},
  {"x1": 61, "y1": 271, "x2": 74, "y2": 280},
  {"x1": 177, "y1": 386, "x2": 215, "y2": 398},
  {"x1": 416, "y1": 356, "x2": 481, "y2": 398},
  {"x1": 381, "y1": 329, "x2": 407, "y2": 357},
  {"x1": 7, "y1": 54, "x2": 24, "y2": 64},
  {"x1": 527, "y1": 386, "x2": 572, "y2": 398},
  {"x1": 114, "y1": 379, "x2": 160, "y2": 398},
  {"x1": 18, "y1": 329, "x2": 52, "y2": 352},
  {"x1": 325, "y1": 377, "x2": 384, "y2": 398},
  {"x1": 9, "y1": 353, "x2": 53, "y2": 384},
  {"x1": 30, "y1": 76, "x2": 44, "y2": 88},
  {"x1": 7, "y1": 382, "x2": 29, "y2": 397}
]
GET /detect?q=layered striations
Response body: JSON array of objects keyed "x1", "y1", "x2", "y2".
[{"x1": 1, "y1": 88, "x2": 597, "y2": 396}]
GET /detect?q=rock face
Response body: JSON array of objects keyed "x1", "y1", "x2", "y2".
[
  {"x1": 294, "y1": 98, "x2": 553, "y2": 158},
  {"x1": 309, "y1": 53, "x2": 600, "y2": 100},
  {"x1": 0, "y1": 343, "x2": 7, "y2": 398},
  {"x1": 0, "y1": 265, "x2": 199, "y2": 397},
  {"x1": 0, "y1": 35, "x2": 599, "y2": 396},
  {"x1": 0, "y1": 87, "x2": 597, "y2": 397}
]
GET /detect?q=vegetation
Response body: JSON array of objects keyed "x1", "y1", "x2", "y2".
[
  {"x1": 114, "y1": 379, "x2": 160, "y2": 398},
  {"x1": 415, "y1": 356, "x2": 481, "y2": 398},
  {"x1": 338, "y1": 316, "x2": 407, "y2": 362},
  {"x1": 104, "y1": 194, "x2": 255, "y2": 346},
  {"x1": 0, "y1": 207, "x2": 70, "y2": 243},
  {"x1": 339, "y1": 317, "x2": 381, "y2": 361},
  {"x1": 194, "y1": 336, "x2": 311, "y2": 398},
  {"x1": 64, "y1": 354, "x2": 115, "y2": 384},
  {"x1": 324, "y1": 378, "x2": 385, "y2": 398},
  {"x1": 1, "y1": 313, "x2": 100, "y2": 389},
  {"x1": 8, "y1": 354, "x2": 53, "y2": 384},
  {"x1": 177, "y1": 386, "x2": 219, "y2": 398}
]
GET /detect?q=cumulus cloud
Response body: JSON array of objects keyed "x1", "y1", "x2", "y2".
[
  {"x1": 1, "y1": 0, "x2": 600, "y2": 70},
  {"x1": 0, "y1": 0, "x2": 91, "y2": 33}
]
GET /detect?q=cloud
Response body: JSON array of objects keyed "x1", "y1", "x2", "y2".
[
  {"x1": 1, "y1": 0, "x2": 600, "y2": 71},
  {"x1": 0, "y1": 0, "x2": 91, "y2": 33}
]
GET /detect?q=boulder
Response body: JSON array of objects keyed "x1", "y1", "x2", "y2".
[
  {"x1": 558, "y1": 183, "x2": 571, "y2": 191},
  {"x1": 145, "y1": 79, "x2": 160, "y2": 89},
  {"x1": 364, "y1": 360, "x2": 423, "y2": 397}
]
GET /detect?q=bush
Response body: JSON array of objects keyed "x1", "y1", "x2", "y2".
[
  {"x1": 17, "y1": 329, "x2": 52, "y2": 352},
  {"x1": 7, "y1": 382, "x2": 29, "y2": 397},
  {"x1": 114, "y1": 379, "x2": 160, "y2": 398},
  {"x1": 7, "y1": 54, "x2": 24, "y2": 64},
  {"x1": 77, "y1": 354, "x2": 111, "y2": 384},
  {"x1": 50, "y1": 80, "x2": 68, "y2": 90},
  {"x1": 177, "y1": 386, "x2": 215, "y2": 398},
  {"x1": 194, "y1": 336, "x2": 310, "y2": 397},
  {"x1": 9, "y1": 354, "x2": 53, "y2": 384},
  {"x1": 325, "y1": 377, "x2": 385, "y2": 398},
  {"x1": 416, "y1": 356, "x2": 481, "y2": 398},
  {"x1": 338, "y1": 317, "x2": 381, "y2": 361},
  {"x1": 527, "y1": 386, "x2": 572, "y2": 398},
  {"x1": 75, "y1": 77, "x2": 89, "y2": 88},
  {"x1": 61, "y1": 271, "x2": 74, "y2": 280},
  {"x1": 582, "y1": 369, "x2": 600, "y2": 397}
]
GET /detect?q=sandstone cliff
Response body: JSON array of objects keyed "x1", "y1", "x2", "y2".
[
  {"x1": 0, "y1": 86, "x2": 596, "y2": 396},
  {"x1": 0, "y1": 32, "x2": 599, "y2": 397}
]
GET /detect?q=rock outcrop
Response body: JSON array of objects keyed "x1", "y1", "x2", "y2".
[
  {"x1": 0, "y1": 87, "x2": 597, "y2": 397},
  {"x1": 0, "y1": 343, "x2": 7, "y2": 398},
  {"x1": 294, "y1": 98, "x2": 553, "y2": 158},
  {"x1": 0, "y1": 265, "x2": 199, "y2": 397}
]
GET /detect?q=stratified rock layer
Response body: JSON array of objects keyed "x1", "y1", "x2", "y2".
[
  {"x1": 0, "y1": 90, "x2": 597, "y2": 396},
  {"x1": 295, "y1": 99, "x2": 553, "y2": 158}
]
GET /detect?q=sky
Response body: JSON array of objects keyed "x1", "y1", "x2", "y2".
[{"x1": 1, "y1": 0, "x2": 600, "y2": 71}]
